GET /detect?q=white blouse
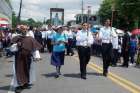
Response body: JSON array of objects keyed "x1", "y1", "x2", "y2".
[{"x1": 76, "y1": 30, "x2": 93, "y2": 46}]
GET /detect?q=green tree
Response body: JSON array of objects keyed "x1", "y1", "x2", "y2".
[
  {"x1": 12, "y1": 11, "x2": 43, "y2": 28},
  {"x1": 12, "y1": 12, "x2": 17, "y2": 28},
  {"x1": 46, "y1": 19, "x2": 51, "y2": 25},
  {"x1": 99, "y1": 0, "x2": 140, "y2": 30},
  {"x1": 20, "y1": 18, "x2": 43, "y2": 27},
  {"x1": 115, "y1": 0, "x2": 140, "y2": 29},
  {"x1": 98, "y1": 0, "x2": 113, "y2": 24},
  {"x1": 27, "y1": 18, "x2": 35, "y2": 26}
]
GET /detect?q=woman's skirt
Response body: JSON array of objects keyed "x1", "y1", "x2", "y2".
[{"x1": 51, "y1": 51, "x2": 65, "y2": 66}]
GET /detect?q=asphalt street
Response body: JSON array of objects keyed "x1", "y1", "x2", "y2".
[{"x1": 0, "y1": 52, "x2": 140, "y2": 93}]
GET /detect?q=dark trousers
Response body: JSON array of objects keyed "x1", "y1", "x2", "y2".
[
  {"x1": 101, "y1": 43, "x2": 112, "y2": 74},
  {"x1": 66, "y1": 39, "x2": 74, "y2": 55},
  {"x1": 122, "y1": 50, "x2": 129, "y2": 67},
  {"x1": 77, "y1": 46, "x2": 91, "y2": 77},
  {"x1": 112, "y1": 49, "x2": 118, "y2": 65},
  {"x1": 96, "y1": 44, "x2": 101, "y2": 56},
  {"x1": 130, "y1": 51, "x2": 136, "y2": 64},
  {"x1": 41, "y1": 38, "x2": 46, "y2": 52},
  {"x1": 47, "y1": 38, "x2": 52, "y2": 53}
]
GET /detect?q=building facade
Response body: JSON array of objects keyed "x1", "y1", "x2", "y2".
[
  {"x1": 75, "y1": 14, "x2": 99, "y2": 25},
  {"x1": 0, "y1": 0, "x2": 12, "y2": 27}
]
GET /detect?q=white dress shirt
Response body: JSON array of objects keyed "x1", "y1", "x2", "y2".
[
  {"x1": 76, "y1": 30, "x2": 93, "y2": 46},
  {"x1": 67, "y1": 30, "x2": 74, "y2": 39},
  {"x1": 46, "y1": 30, "x2": 56, "y2": 39},
  {"x1": 41, "y1": 31, "x2": 46, "y2": 39},
  {"x1": 112, "y1": 29, "x2": 119, "y2": 49},
  {"x1": 26, "y1": 30, "x2": 34, "y2": 38},
  {"x1": 99, "y1": 27, "x2": 114, "y2": 44}
]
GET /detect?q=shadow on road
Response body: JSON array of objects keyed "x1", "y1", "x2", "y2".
[
  {"x1": 63, "y1": 73, "x2": 80, "y2": 79},
  {"x1": 63, "y1": 72, "x2": 102, "y2": 79},
  {"x1": 0, "y1": 85, "x2": 10, "y2": 91},
  {"x1": 87, "y1": 72, "x2": 103, "y2": 76},
  {"x1": 42, "y1": 72, "x2": 103, "y2": 79},
  {"x1": 5, "y1": 74, "x2": 13, "y2": 78},
  {"x1": 41, "y1": 73, "x2": 56, "y2": 78}
]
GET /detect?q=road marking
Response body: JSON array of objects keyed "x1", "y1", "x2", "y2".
[
  {"x1": 89, "y1": 63, "x2": 140, "y2": 93},
  {"x1": 8, "y1": 86, "x2": 15, "y2": 93},
  {"x1": 73, "y1": 57, "x2": 140, "y2": 93},
  {"x1": 8, "y1": 91, "x2": 15, "y2": 93}
]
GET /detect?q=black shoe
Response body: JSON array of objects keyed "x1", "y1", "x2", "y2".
[
  {"x1": 111, "y1": 64, "x2": 117, "y2": 67},
  {"x1": 71, "y1": 53, "x2": 74, "y2": 56},
  {"x1": 81, "y1": 76, "x2": 87, "y2": 80},
  {"x1": 15, "y1": 89, "x2": 22, "y2": 93},
  {"x1": 15, "y1": 86, "x2": 23, "y2": 93},
  {"x1": 22, "y1": 83, "x2": 32, "y2": 89},
  {"x1": 103, "y1": 72, "x2": 107, "y2": 77},
  {"x1": 54, "y1": 74, "x2": 59, "y2": 78},
  {"x1": 66, "y1": 54, "x2": 70, "y2": 56},
  {"x1": 81, "y1": 74, "x2": 87, "y2": 80},
  {"x1": 58, "y1": 72, "x2": 62, "y2": 75},
  {"x1": 121, "y1": 64, "x2": 128, "y2": 68}
]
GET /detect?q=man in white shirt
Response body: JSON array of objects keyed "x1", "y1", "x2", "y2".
[
  {"x1": 76, "y1": 23, "x2": 93, "y2": 79},
  {"x1": 46, "y1": 24, "x2": 56, "y2": 53},
  {"x1": 64, "y1": 27, "x2": 74, "y2": 56},
  {"x1": 98, "y1": 19, "x2": 113, "y2": 77},
  {"x1": 26, "y1": 26, "x2": 34, "y2": 38},
  {"x1": 41, "y1": 28, "x2": 47, "y2": 52},
  {"x1": 112, "y1": 29, "x2": 119, "y2": 66}
]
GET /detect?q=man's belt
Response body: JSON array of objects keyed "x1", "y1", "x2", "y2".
[{"x1": 79, "y1": 46, "x2": 90, "y2": 48}]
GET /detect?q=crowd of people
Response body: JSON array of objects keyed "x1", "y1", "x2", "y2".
[{"x1": 0, "y1": 18, "x2": 140, "y2": 92}]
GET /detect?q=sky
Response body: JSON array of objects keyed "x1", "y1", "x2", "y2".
[{"x1": 12, "y1": 0, "x2": 103, "y2": 23}]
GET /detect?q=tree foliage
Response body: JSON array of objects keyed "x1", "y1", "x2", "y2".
[
  {"x1": 46, "y1": 19, "x2": 51, "y2": 25},
  {"x1": 98, "y1": 0, "x2": 113, "y2": 24},
  {"x1": 98, "y1": 0, "x2": 140, "y2": 30},
  {"x1": 12, "y1": 12, "x2": 43, "y2": 28},
  {"x1": 12, "y1": 11, "x2": 17, "y2": 28}
]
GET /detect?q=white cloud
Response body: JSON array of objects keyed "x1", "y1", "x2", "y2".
[{"x1": 12, "y1": 0, "x2": 103, "y2": 23}]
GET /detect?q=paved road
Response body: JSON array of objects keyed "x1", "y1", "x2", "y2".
[
  {"x1": 0, "y1": 52, "x2": 140, "y2": 93},
  {"x1": 91, "y1": 56, "x2": 140, "y2": 87}
]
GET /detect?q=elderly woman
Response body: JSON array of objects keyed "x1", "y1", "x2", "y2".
[{"x1": 51, "y1": 26, "x2": 67, "y2": 78}]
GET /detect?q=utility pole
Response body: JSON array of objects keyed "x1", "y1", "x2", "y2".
[
  {"x1": 111, "y1": 0, "x2": 115, "y2": 28},
  {"x1": 87, "y1": 6, "x2": 91, "y2": 23},
  {"x1": 81, "y1": 0, "x2": 84, "y2": 23},
  {"x1": 17, "y1": 0, "x2": 23, "y2": 25}
]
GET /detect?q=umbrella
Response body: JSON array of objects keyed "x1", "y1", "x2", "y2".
[{"x1": 131, "y1": 28, "x2": 140, "y2": 35}]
